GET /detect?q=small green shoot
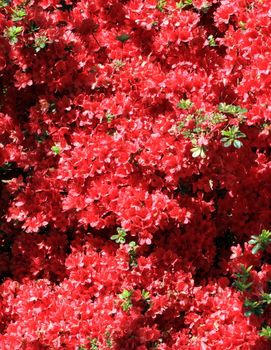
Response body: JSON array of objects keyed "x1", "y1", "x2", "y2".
[
  {"x1": 106, "y1": 112, "x2": 115, "y2": 123},
  {"x1": 11, "y1": 7, "x2": 26, "y2": 22},
  {"x1": 243, "y1": 298, "x2": 264, "y2": 317},
  {"x1": 156, "y1": 0, "x2": 167, "y2": 11},
  {"x1": 221, "y1": 126, "x2": 246, "y2": 148},
  {"x1": 177, "y1": 99, "x2": 193, "y2": 110},
  {"x1": 116, "y1": 34, "x2": 130, "y2": 43},
  {"x1": 233, "y1": 265, "x2": 253, "y2": 292},
  {"x1": 208, "y1": 35, "x2": 217, "y2": 47},
  {"x1": 110, "y1": 227, "x2": 127, "y2": 244},
  {"x1": 0, "y1": 0, "x2": 9, "y2": 8},
  {"x1": 190, "y1": 145, "x2": 206, "y2": 158},
  {"x1": 4, "y1": 26, "x2": 23, "y2": 44},
  {"x1": 119, "y1": 289, "x2": 133, "y2": 311},
  {"x1": 128, "y1": 241, "x2": 138, "y2": 267},
  {"x1": 51, "y1": 145, "x2": 61, "y2": 155},
  {"x1": 218, "y1": 103, "x2": 247, "y2": 115},
  {"x1": 248, "y1": 229, "x2": 271, "y2": 254},
  {"x1": 259, "y1": 325, "x2": 271, "y2": 340},
  {"x1": 34, "y1": 36, "x2": 49, "y2": 52},
  {"x1": 176, "y1": 0, "x2": 192, "y2": 9}
]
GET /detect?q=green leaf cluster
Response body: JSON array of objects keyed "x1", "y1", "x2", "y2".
[
  {"x1": 110, "y1": 227, "x2": 127, "y2": 244},
  {"x1": 128, "y1": 241, "x2": 138, "y2": 267},
  {"x1": 243, "y1": 292, "x2": 271, "y2": 317},
  {"x1": 106, "y1": 112, "x2": 115, "y2": 123},
  {"x1": 208, "y1": 35, "x2": 216, "y2": 47},
  {"x1": 233, "y1": 265, "x2": 253, "y2": 292},
  {"x1": 29, "y1": 21, "x2": 39, "y2": 33},
  {"x1": 156, "y1": 0, "x2": 167, "y2": 11},
  {"x1": 244, "y1": 298, "x2": 264, "y2": 317},
  {"x1": 177, "y1": 99, "x2": 193, "y2": 110},
  {"x1": 178, "y1": 110, "x2": 227, "y2": 159},
  {"x1": 78, "y1": 337, "x2": 99, "y2": 350},
  {"x1": 141, "y1": 289, "x2": 150, "y2": 302},
  {"x1": 105, "y1": 331, "x2": 113, "y2": 348},
  {"x1": 11, "y1": 7, "x2": 26, "y2": 22},
  {"x1": 178, "y1": 110, "x2": 226, "y2": 140},
  {"x1": 221, "y1": 126, "x2": 246, "y2": 148},
  {"x1": 0, "y1": 0, "x2": 9, "y2": 8},
  {"x1": 259, "y1": 325, "x2": 271, "y2": 340},
  {"x1": 35, "y1": 131, "x2": 49, "y2": 144},
  {"x1": 176, "y1": 0, "x2": 192, "y2": 10},
  {"x1": 248, "y1": 229, "x2": 271, "y2": 254},
  {"x1": 119, "y1": 289, "x2": 133, "y2": 311},
  {"x1": 90, "y1": 338, "x2": 98, "y2": 350},
  {"x1": 4, "y1": 26, "x2": 23, "y2": 44},
  {"x1": 190, "y1": 145, "x2": 206, "y2": 159},
  {"x1": 34, "y1": 36, "x2": 49, "y2": 52},
  {"x1": 51, "y1": 145, "x2": 61, "y2": 155},
  {"x1": 218, "y1": 103, "x2": 247, "y2": 115},
  {"x1": 113, "y1": 60, "x2": 125, "y2": 70},
  {"x1": 116, "y1": 33, "x2": 130, "y2": 43}
]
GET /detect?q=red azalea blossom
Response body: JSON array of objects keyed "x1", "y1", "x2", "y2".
[{"x1": 0, "y1": 0, "x2": 270, "y2": 349}]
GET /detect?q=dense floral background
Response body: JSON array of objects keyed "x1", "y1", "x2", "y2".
[{"x1": 0, "y1": 0, "x2": 270, "y2": 349}]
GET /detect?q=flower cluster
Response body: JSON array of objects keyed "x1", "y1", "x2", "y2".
[{"x1": 0, "y1": 0, "x2": 270, "y2": 349}]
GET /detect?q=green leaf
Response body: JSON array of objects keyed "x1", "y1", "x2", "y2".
[
  {"x1": 251, "y1": 243, "x2": 262, "y2": 255},
  {"x1": 239, "y1": 21, "x2": 246, "y2": 30},
  {"x1": 11, "y1": 7, "x2": 27, "y2": 22},
  {"x1": 249, "y1": 229, "x2": 271, "y2": 254},
  {"x1": 110, "y1": 235, "x2": 119, "y2": 240},
  {"x1": 128, "y1": 241, "x2": 138, "y2": 267},
  {"x1": 121, "y1": 300, "x2": 132, "y2": 311},
  {"x1": 223, "y1": 139, "x2": 232, "y2": 147},
  {"x1": 51, "y1": 145, "x2": 61, "y2": 155},
  {"x1": 177, "y1": 99, "x2": 193, "y2": 110},
  {"x1": 156, "y1": 0, "x2": 167, "y2": 11},
  {"x1": 176, "y1": 0, "x2": 192, "y2": 9},
  {"x1": 248, "y1": 236, "x2": 258, "y2": 245},
  {"x1": 116, "y1": 227, "x2": 126, "y2": 235},
  {"x1": 259, "y1": 325, "x2": 271, "y2": 339},
  {"x1": 119, "y1": 290, "x2": 131, "y2": 299},
  {"x1": 233, "y1": 264, "x2": 253, "y2": 292},
  {"x1": 111, "y1": 227, "x2": 127, "y2": 244},
  {"x1": 106, "y1": 112, "x2": 115, "y2": 123},
  {"x1": 210, "y1": 113, "x2": 227, "y2": 124},
  {"x1": 141, "y1": 289, "x2": 150, "y2": 301},
  {"x1": 34, "y1": 36, "x2": 49, "y2": 52},
  {"x1": 29, "y1": 21, "x2": 39, "y2": 33},
  {"x1": 218, "y1": 103, "x2": 247, "y2": 115},
  {"x1": 105, "y1": 331, "x2": 113, "y2": 348},
  {"x1": 191, "y1": 147, "x2": 201, "y2": 158},
  {"x1": 4, "y1": 26, "x2": 23, "y2": 44},
  {"x1": 116, "y1": 33, "x2": 130, "y2": 43},
  {"x1": 261, "y1": 293, "x2": 271, "y2": 305},
  {"x1": 221, "y1": 126, "x2": 246, "y2": 148},
  {"x1": 0, "y1": 0, "x2": 9, "y2": 8},
  {"x1": 119, "y1": 289, "x2": 133, "y2": 311},
  {"x1": 129, "y1": 241, "x2": 137, "y2": 248},
  {"x1": 244, "y1": 310, "x2": 253, "y2": 317},
  {"x1": 233, "y1": 280, "x2": 253, "y2": 292},
  {"x1": 191, "y1": 144, "x2": 206, "y2": 158},
  {"x1": 208, "y1": 35, "x2": 217, "y2": 47},
  {"x1": 233, "y1": 139, "x2": 243, "y2": 148},
  {"x1": 243, "y1": 298, "x2": 264, "y2": 316}
]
